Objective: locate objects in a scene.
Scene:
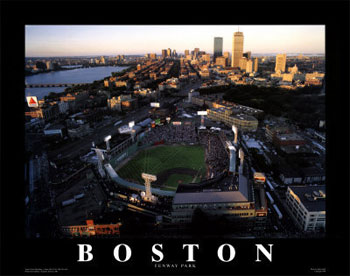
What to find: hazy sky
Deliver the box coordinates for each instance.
[25,25,325,57]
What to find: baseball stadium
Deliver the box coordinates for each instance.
[106,120,230,197]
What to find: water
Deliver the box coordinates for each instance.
[61,65,83,69]
[25,66,128,100]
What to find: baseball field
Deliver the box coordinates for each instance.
[116,145,206,191]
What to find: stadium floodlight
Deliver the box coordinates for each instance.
[104,135,112,151]
[150,102,160,108]
[228,146,236,151]
[232,125,238,144]
[197,111,208,116]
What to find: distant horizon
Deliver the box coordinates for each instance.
[26,53,326,59]
[25,25,325,57]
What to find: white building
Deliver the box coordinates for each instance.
[285,185,326,232]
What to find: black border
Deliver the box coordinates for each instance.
[1,1,349,275]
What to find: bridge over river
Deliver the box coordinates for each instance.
[25,83,89,88]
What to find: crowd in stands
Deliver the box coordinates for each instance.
[198,130,229,178]
[142,123,197,145]
[140,124,229,179]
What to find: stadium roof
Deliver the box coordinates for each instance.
[173,189,249,205]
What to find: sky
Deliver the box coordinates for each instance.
[25,25,325,57]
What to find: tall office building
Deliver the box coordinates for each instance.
[246,59,253,73]
[223,52,230,66]
[232,31,244,67]
[173,49,177,57]
[275,54,287,72]
[213,37,223,60]
[184,49,189,56]
[46,61,52,70]
[254,57,259,72]
[167,48,172,57]
[194,48,200,58]
[215,56,227,67]
[239,57,247,71]
[150,53,157,60]
[162,49,167,58]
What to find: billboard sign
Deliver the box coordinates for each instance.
[197,111,207,116]
[26,96,38,108]
[172,121,182,126]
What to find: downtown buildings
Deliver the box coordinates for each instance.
[275,53,287,72]
[213,37,223,61]
[232,31,244,67]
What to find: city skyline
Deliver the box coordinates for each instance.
[25,25,325,57]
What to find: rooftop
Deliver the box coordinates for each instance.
[173,190,249,205]
[276,133,304,141]
[288,185,326,212]
[173,174,250,204]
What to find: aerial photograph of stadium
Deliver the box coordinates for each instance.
[24,25,326,239]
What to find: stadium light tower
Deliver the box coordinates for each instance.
[141,173,157,202]
[232,125,238,145]
[128,121,136,142]
[104,135,112,151]
[239,148,244,175]
[228,145,237,175]
[239,148,244,166]
[91,147,107,178]
[197,111,208,128]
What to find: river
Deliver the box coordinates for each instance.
[25,66,128,100]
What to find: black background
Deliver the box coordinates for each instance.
[0,0,349,275]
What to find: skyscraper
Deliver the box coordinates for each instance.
[275,54,287,72]
[213,37,223,61]
[254,57,259,72]
[184,49,189,56]
[46,61,52,70]
[150,53,157,60]
[246,59,253,73]
[167,48,172,57]
[193,48,200,58]
[232,31,244,67]
[239,57,247,70]
[162,49,167,58]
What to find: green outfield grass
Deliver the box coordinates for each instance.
[162,174,194,191]
[116,145,206,190]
